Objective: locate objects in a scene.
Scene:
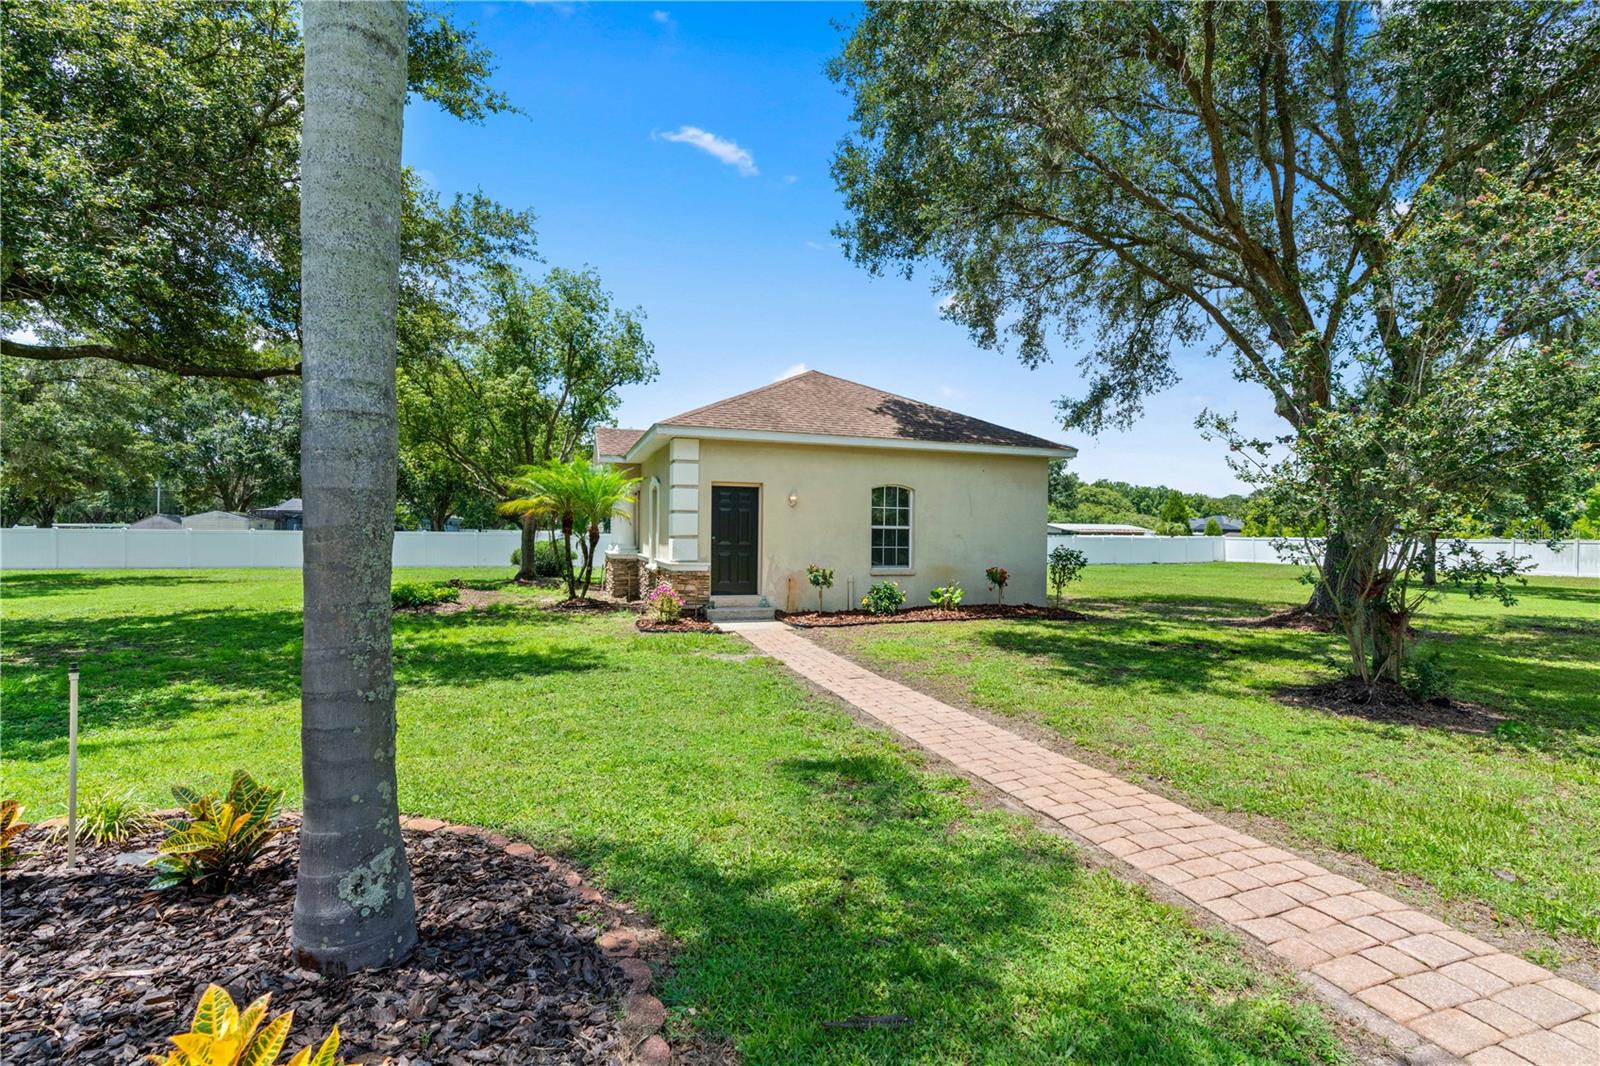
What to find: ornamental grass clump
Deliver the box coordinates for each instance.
[805,565,834,612]
[148,983,343,1066]
[861,580,906,615]
[50,788,153,846]
[645,581,682,623]
[148,771,285,893]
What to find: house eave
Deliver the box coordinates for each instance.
[618,423,1076,464]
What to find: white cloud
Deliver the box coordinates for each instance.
[937,293,959,314]
[803,239,825,251]
[774,363,808,381]
[656,126,758,177]
[651,9,674,27]
[782,174,799,184]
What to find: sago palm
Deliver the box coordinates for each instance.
[570,462,639,598]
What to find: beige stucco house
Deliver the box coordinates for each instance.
[597,371,1075,616]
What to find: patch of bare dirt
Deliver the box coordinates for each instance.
[778,603,1089,628]
[1276,676,1508,734]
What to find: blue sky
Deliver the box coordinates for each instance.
[404,2,1279,494]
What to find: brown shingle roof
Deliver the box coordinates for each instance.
[655,371,1071,452]
[595,427,645,458]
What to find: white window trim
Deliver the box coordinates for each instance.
[870,485,914,572]
[646,478,661,559]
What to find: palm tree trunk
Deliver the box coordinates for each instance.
[560,513,576,598]
[293,0,416,975]
[517,512,537,581]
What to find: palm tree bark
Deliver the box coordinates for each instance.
[517,512,537,581]
[293,0,416,975]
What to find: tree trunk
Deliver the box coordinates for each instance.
[560,512,576,599]
[516,513,537,581]
[293,0,416,976]
[581,523,601,597]
[429,498,452,534]
[1421,533,1437,587]
[1308,530,1350,615]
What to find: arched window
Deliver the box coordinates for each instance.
[870,486,912,569]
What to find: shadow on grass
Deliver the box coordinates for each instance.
[2,605,608,759]
[975,618,1332,696]
[0,570,220,599]
[555,751,1334,1064]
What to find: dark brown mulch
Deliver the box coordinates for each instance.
[778,603,1088,628]
[1277,676,1507,734]
[1215,605,1335,632]
[1,824,630,1065]
[547,597,628,613]
[635,617,719,633]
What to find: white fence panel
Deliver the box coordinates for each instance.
[0,526,614,571]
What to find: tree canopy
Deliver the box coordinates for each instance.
[1,0,530,379]
[831,2,1600,434]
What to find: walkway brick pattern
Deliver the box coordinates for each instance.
[725,622,1600,1065]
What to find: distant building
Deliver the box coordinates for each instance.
[250,497,303,530]
[129,514,182,530]
[1048,522,1156,537]
[182,510,261,531]
[1190,514,1244,535]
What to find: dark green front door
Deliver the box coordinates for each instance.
[711,485,759,596]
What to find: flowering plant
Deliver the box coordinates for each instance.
[645,580,682,623]
[985,566,1010,605]
[804,564,834,611]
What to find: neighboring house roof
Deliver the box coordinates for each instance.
[595,427,646,460]
[1190,514,1243,533]
[251,497,303,516]
[130,514,182,529]
[605,371,1075,462]
[1048,522,1155,536]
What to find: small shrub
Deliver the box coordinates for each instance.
[51,788,153,846]
[148,771,285,893]
[391,581,460,610]
[645,580,682,623]
[928,583,964,609]
[1048,545,1088,604]
[0,800,29,870]
[148,983,343,1066]
[1403,646,1454,703]
[510,540,565,577]
[1203,517,1224,536]
[985,566,1010,605]
[861,580,906,615]
[805,565,835,612]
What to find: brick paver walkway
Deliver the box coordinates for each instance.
[724,621,1600,1065]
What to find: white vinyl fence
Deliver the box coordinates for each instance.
[1045,534,1600,579]
[1,526,1594,578]
[0,527,614,571]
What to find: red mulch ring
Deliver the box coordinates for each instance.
[1277,676,1507,734]
[635,616,719,633]
[1,823,641,1064]
[778,603,1088,628]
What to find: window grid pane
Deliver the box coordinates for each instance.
[870,486,912,569]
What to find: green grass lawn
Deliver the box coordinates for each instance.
[1,568,1344,1066]
[811,563,1600,956]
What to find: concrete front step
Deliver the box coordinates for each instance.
[706,605,777,622]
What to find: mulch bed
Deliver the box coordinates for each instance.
[1214,605,1335,632]
[1,819,668,1065]
[778,603,1088,628]
[635,617,719,633]
[547,597,629,614]
[1277,676,1507,734]
[398,587,521,616]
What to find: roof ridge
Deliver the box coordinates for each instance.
[659,369,826,425]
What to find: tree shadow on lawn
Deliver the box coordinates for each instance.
[975,619,1334,696]
[0,570,220,599]
[560,752,1332,1065]
[2,606,606,758]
